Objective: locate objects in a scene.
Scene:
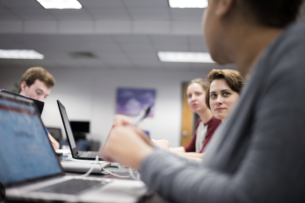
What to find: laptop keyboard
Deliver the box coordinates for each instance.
[36,179,108,195]
[78,152,99,158]
[88,152,100,158]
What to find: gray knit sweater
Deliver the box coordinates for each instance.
[140,21,305,203]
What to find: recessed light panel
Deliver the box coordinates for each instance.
[169,0,208,8]
[37,0,82,9]
[158,52,215,63]
[0,50,44,59]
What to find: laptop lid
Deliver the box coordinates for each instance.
[0,90,44,116]
[0,92,64,187]
[57,100,79,157]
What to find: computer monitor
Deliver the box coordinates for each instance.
[70,121,90,133]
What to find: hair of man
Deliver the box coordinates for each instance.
[19,67,55,93]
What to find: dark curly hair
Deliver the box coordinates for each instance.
[242,0,304,27]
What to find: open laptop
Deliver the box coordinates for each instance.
[57,100,103,160]
[0,92,147,203]
[0,89,44,115]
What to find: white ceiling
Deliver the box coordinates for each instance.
[9,0,305,70]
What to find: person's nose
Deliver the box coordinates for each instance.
[190,95,197,102]
[215,96,223,105]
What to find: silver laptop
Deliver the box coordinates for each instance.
[0,92,147,203]
[57,100,103,160]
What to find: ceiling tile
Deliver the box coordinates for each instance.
[113,35,150,44]
[11,34,88,52]
[0,59,52,67]
[100,53,133,66]
[48,9,93,20]
[86,8,130,20]
[0,8,21,20]
[0,35,24,49]
[55,59,82,66]
[94,20,132,34]
[171,8,204,20]
[154,44,189,52]
[58,21,94,34]
[188,36,205,45]
[162,62,192,70]
[79,0,124,8]
[84,44,122,53]
[123,0,168,8]
[0,0,41,8]
[132,21,171,35]
[151,35,188,45]
[23,21,57,34]
[128,53,160,64]
[10,8,56,20]
[79,35,114,44]
[120,43,155,53]
[129,8,170,21]
[0,21,22,33]
[40,50,71,60]
[172,21,202,35]
[75,59,106,66]
[190,63,218,70]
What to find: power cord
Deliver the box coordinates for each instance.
[101,168,131,178]
[81,156,99,177]
[80,155,139,179]
[128,168,140,180]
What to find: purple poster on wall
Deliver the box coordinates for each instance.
[115,88,156,117]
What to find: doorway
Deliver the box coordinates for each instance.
[180,82,198,147]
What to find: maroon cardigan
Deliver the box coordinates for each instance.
[184,117,221,153]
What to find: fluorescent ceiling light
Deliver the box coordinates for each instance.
[158,52,215,63]
[169,0,208,8]
[0,50,44,59]
[37,0,82,9]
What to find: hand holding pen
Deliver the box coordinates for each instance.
[101,105,154,169]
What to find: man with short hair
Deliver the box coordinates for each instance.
[19,67,59,150]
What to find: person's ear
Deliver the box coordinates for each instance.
[20,81,28,93]
[215,0,235,17]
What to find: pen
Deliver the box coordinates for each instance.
[133,104,152,126]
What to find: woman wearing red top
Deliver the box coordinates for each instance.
[182,70,245,157]
[153,78,221,160]
[155,70,245,159]
[174,79,221,154]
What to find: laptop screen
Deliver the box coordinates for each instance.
[0,94,62,186]
[0,89,44,116]
[57,101,77,152]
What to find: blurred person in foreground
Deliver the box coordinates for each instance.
[19,67,59,150]
[102,0,305,202]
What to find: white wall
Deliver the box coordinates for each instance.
[0,67,212,147]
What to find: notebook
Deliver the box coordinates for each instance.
[57,100,103,160]
[0,92,147,203]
